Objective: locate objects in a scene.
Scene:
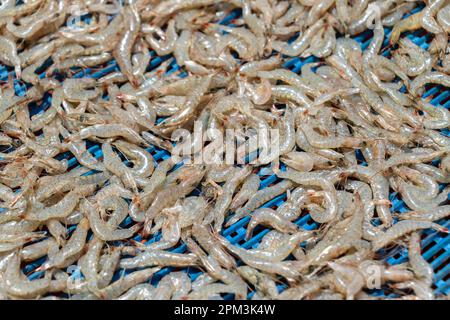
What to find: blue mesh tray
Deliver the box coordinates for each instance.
[1,4,449,299]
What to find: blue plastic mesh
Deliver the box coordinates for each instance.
[1,4,449,298]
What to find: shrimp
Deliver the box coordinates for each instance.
[272,19,324,56]
[436,3,450,32]
[245,208,299,240]
[81,199,139,241]
[214,234,300,280]
[277,168,342,223]
[399,205,450,222]
[390,11,424,44]
[96,267,161,300]
[113,140,154,178]
[421,0,447,34]
[113,4,141,87]
[372,220,448,251]
[144,20,177,56]
[192,224,236,270]
[392,38,433,77]
[119,250,198,269]
[207,166,252,231]
[408,232,434,285]
[409,71,450,96]
[143,166,204,235]
[71,124,145,145]
[3,253,51,299]
[226,180,293,227]
[230,174,260,211]
[0,36,21,77]
[26,185,95,222]
[42,218,90,270]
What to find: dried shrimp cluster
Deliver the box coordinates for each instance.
[0,0,449,300]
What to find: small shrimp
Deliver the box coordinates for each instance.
[82,199,139,241]
[42,218,90,270]
[144,20,177,56]
[152,272,191,300]
[119,250,198,269]
[409,71,450,96]
[3,253,51,299]
[272,19,324,56]
[96,267,161,300]
[102,142,138,193]
[192,224,236,270]
[226,180,293,227]
[408,232,434,285]
[245,208,299,240]
[238,55,282,77]
[113,4,141,87]
[214,234,300,280]
[392,280,434,300]
[113,140,154,178]
[277,168,341,223]
[21,238,58,263]
[399,205,450,222]
[0,36,21,77]
[421,0,447,34]
[62,78,100,102]
[26,185,95,222]
[437,3,450,32]
[230,174,260,211]
[207,166,252,231]
[143,166,204,234]
[237,266,279,299]
[372,220,448,251]
[72,123,145,145]
[390,11,423,45]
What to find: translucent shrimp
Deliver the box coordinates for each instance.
[96,267,161,300]
[26,185,95,222]
[192,224,236,270]
[119,250,198,269]
[42,218,90,270]
[245,208,299,240]
[81,199,139,241]
[227,180,293,227]
[392,38,433,77]
[237,266,278,299]
[144,20,177,56]
[409,71,450,96]
[21,238,58,263]
[397,179,449,211]
[272,19,324,56]
[390,11,423,44]
[238,55,282,77]
[277,168,341,223]
[436,3,450,32]
[229,174,260,211]
[113,140,154,178]
[71,123,145,145]
[408,232,434,286]
[372,220,448,251]
[143,166,204,235]
[421,0,447,34]
[113,4,140,87]
[79,237,104,293]
[3,252,51,299]
[0,36,21,77]
[207,166,252,231]
[152,272,191,300]
[214,234,300,280]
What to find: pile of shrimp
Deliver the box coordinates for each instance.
[0,0,449,300]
